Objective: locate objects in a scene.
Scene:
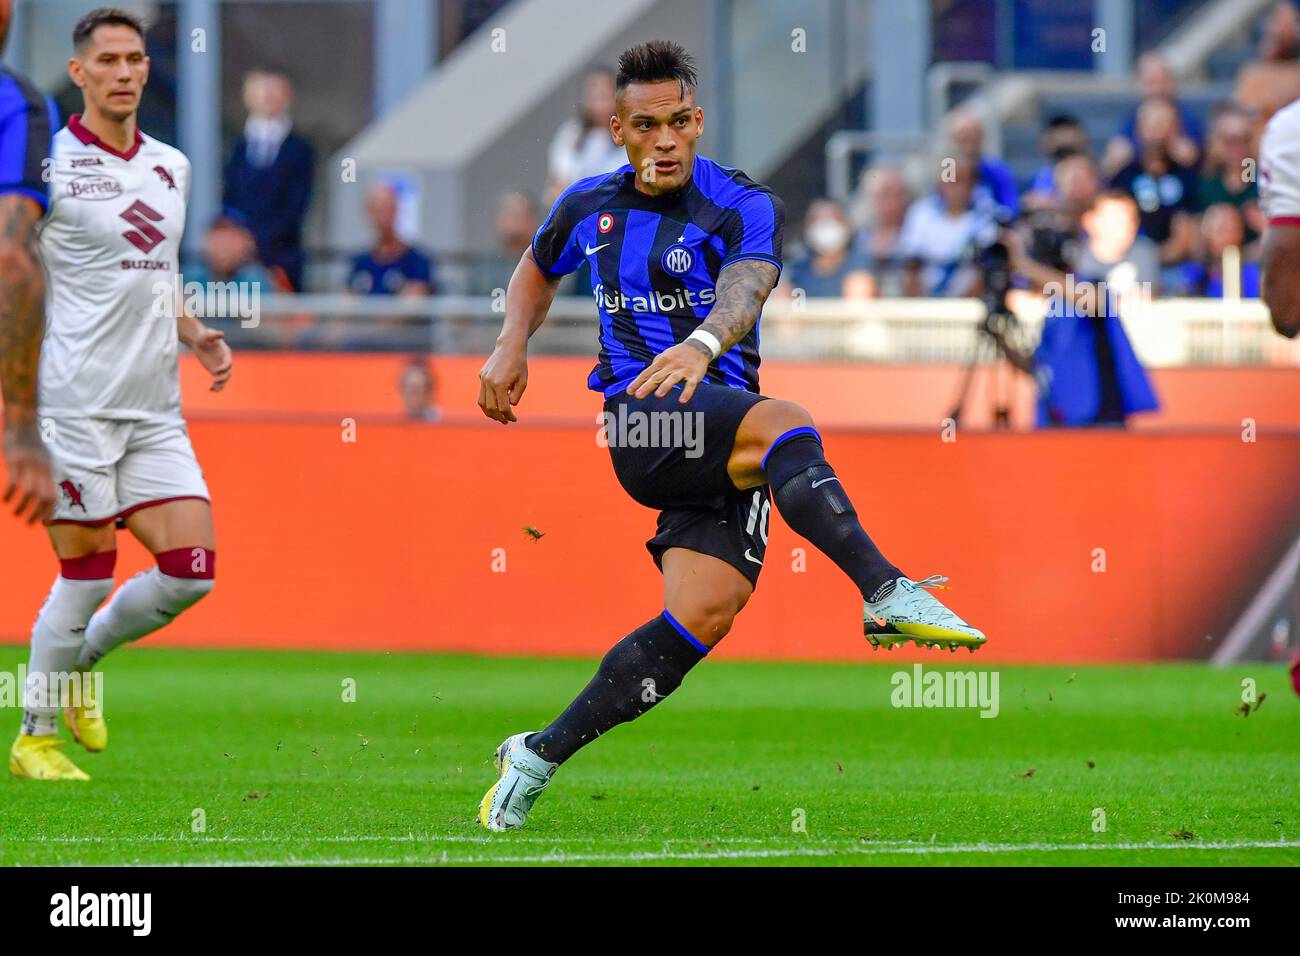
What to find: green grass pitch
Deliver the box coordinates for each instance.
[0,645,1296,866]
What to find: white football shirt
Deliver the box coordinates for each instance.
[37,114,191,420]
[1259,98,1300,225]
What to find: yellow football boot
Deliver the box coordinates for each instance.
[9,735,91,781]
[63,673,107,752]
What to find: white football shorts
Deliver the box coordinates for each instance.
[44,417,210,525]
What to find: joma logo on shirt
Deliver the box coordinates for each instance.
[66,174,123,200]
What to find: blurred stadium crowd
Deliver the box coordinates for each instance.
[200,4,1300,316]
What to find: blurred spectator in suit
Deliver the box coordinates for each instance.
[1109,98,1201,267]
[398,357,442,423]
[852,166,911,297]
[1102,52,1202,177]
[949,109,1019,217]
[223,71,314,290]
[1199,103,1264,245]
[1236,1,1300,141]
[546,67,624,199]
[1178,203,1261,298]
[898,157,1002,297]
[777,199,872,299]
[469,191,539,296]
[1023,114,1090,208]
[348,183,435,296]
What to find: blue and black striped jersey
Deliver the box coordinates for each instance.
[532,155,784,396]
[0,66,58,211]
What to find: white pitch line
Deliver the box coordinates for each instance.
[55,839,1300,867]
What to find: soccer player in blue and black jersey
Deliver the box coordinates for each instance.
[477,41,987,831]
[0,0,58,525]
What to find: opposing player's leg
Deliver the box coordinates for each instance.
[11,418,123,780]
[729,399,985,651]
[11,521,115,781]
[77,498,216,674]
[480,547,749,831]
[1291,566,1300,698]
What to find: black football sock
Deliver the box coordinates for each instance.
[525,612,707,765]
[763,428,902,602]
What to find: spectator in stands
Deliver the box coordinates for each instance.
[778,199,873,299]
[398,357,443,423]
[1179,203,1261,298]
[852,166,911,297]
[186,213,285,346]
[1109,98,1201,268]
[189,213,274,290]
[897,157,1001,297]
[1236,1,1300,137]
[546,66,625,200]
[1076,189,1162,305]
[469,191,539,296]
[949,109,1019,217]
[1023,114,1090,208]
[1198,103,1264,245]
[1006,153,1102,291]
[991,191,1162,429]
[348,183,435,296]
[1101,52,1202,178]
[223,71,314,291]
[987,281,1159,429]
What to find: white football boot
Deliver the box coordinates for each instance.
[478,732,558,832]
[863,574,987,652]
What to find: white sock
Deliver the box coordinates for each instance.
[23,576,114,736]
[79,569,214,668]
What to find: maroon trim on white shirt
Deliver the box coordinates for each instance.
[1268,216,1300,227]
[67,113,144,161]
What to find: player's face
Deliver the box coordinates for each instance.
[612,81,703,196]
[0,0,11,52]
[69,26,150,123]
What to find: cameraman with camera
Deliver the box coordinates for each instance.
[979,156,1160,429]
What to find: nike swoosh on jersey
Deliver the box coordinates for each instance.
[810,476,840,488]
[585,242,610,255]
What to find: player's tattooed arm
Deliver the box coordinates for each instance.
[690,259,780,356]
[629,260,780,404]
[0,193,56,523]
[478,247,560,424]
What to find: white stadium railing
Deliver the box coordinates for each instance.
[213,293,1300,366]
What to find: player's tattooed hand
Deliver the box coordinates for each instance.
[628,341,711,403]
[696,259,779,353]
[2,421,55,525]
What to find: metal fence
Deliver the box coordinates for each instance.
[204,292,1300,366]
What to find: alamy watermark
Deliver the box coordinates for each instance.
[151,274,261,327]
[890,664,999,718]
[1,667,104,717]
[596,406,705,458]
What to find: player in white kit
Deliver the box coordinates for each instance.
[1258,94,1300,700]
[10,8,233,781]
